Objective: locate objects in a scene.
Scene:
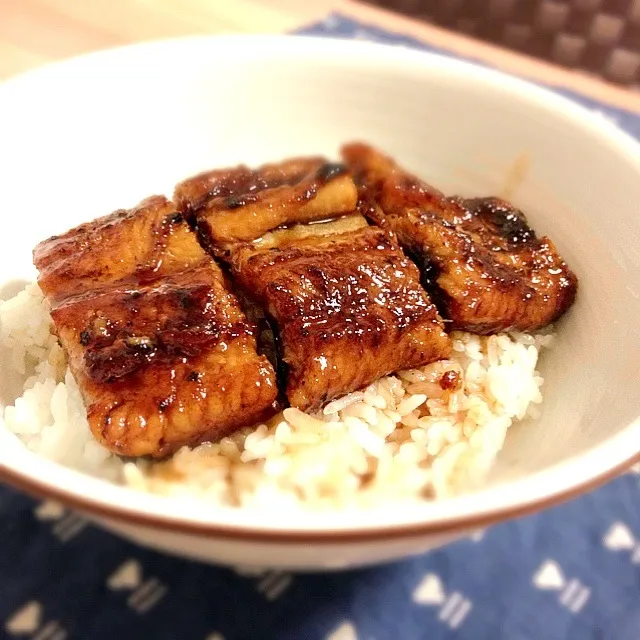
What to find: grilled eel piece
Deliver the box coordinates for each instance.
[342,143,578,334]
[35,196,201,304]
[176,157,451,411]
[33,196,278,458]
[231,216,450,411]
[174,157,359,253]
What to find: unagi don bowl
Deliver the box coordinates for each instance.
[0,36,639,569]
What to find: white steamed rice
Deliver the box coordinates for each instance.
[0,283,552,509]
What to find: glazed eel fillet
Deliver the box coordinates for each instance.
[175,158,451,412]
[174,157,358,253]
[33,196,278,457]
[342,143,578,334]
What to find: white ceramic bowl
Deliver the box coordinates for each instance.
[1,35,639,570]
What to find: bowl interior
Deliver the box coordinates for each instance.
[0,36,639,532]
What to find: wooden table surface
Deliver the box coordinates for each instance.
[2,0,640,114]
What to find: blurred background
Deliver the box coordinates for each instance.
[363,0,640,88]
[1,0,639,90]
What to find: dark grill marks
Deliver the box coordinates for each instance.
[342,142,578,334]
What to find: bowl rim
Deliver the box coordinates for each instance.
[2,33,640,543]
[1,443,638,542]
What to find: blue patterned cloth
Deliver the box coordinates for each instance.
[2,14,640,640]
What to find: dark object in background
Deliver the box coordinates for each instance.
[362,0,640,88]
